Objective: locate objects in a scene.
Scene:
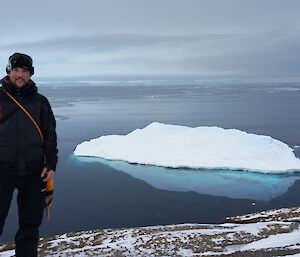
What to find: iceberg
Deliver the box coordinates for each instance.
[75,156,300,200]
[74,122,300,173]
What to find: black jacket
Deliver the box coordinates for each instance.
[0,76,58,176]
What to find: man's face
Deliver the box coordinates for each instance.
[8,67,32,88]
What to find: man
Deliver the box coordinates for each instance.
[0,53,58,256]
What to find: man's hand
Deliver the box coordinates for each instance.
[41,167,55,182]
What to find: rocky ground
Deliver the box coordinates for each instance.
[0,207,299,256]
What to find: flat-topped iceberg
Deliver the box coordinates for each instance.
[74,122,300,173]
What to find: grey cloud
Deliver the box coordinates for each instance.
[1,0,300,79]
[81,30,300,79]
[0,33,238,54]
[1,28,300,80]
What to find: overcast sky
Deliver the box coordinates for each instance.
[1,0,300,81]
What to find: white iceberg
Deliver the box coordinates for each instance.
[75,157,300,200]
[74,122,300,173]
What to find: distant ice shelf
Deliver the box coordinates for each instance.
[74,122,300,173]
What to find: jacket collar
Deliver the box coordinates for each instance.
[1,75,37,96]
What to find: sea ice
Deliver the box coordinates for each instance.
[75,157,300,200]
[74,122,300,173]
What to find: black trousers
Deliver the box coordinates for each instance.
[0,173,46,257]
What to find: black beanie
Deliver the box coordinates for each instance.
[6,53,34,75]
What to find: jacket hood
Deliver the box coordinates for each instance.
[1,75,37,96]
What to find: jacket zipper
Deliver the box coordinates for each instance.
[16,92,23,176]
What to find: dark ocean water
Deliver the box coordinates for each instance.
[1,81,300,242]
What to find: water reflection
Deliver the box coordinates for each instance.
[75,156,300,201]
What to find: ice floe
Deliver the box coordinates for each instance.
[76,157,300,200]
[74,122,300,173]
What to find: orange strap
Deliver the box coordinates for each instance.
[2,88,44,143]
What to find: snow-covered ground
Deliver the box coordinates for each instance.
[0,207,299,256]
[74,122,300,173]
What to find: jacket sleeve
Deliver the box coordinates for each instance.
[41,97,58,171]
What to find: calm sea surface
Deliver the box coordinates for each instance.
[2,81,300,242]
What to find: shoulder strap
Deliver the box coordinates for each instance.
[2,88,44,143]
